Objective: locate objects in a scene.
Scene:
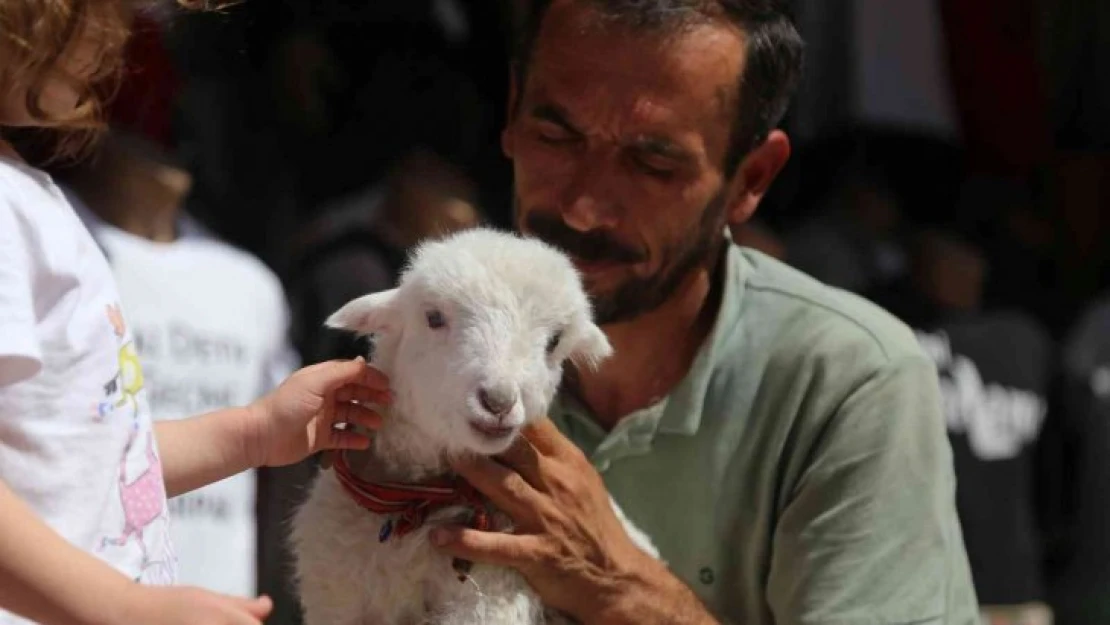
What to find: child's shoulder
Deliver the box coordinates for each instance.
[0,156,63,213]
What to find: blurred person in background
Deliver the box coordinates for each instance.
[729,218,787,261]
[1041,292,1110,625]
[290,147,482,366]
[785,158,908,294]
[58,14,301,610]
[869,228,1053,625]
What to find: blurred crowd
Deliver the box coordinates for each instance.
[20,0,1110,623]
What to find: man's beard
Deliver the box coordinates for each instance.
[516,194,728,325]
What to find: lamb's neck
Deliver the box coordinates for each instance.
[344,410,451,483]
[347,342,451,481]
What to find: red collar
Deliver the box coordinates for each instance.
[333,451,490,542]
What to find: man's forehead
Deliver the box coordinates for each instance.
[527,2,743,128]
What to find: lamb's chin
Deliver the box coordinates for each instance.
[459,431,519,457]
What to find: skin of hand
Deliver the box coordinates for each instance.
[428,419,717,625]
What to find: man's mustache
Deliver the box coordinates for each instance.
[524,213,646,264]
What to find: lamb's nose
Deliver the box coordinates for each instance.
[478,386,518,418]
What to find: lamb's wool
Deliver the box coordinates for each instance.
[290,228,657,625]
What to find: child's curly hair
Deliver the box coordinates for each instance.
[0,1,220,160]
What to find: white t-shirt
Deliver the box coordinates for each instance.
[72,198,299,597]
[0,157,177,624]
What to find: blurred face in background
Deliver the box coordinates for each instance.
[914,230,988,312]
[506,2,746,325]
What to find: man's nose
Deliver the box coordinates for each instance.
[559,157,619,232]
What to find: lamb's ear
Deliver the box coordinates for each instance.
[325,289,400,336]
[570,321,613,370]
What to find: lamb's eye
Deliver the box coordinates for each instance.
[426,309,447,329]
[546,330,563,354]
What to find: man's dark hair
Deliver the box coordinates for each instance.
[511,0,804,173]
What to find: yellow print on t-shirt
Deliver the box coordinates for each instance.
[96,303,145,421]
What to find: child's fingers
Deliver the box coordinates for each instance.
[334,384,392,405]
[358,362,391,389]
[306,357,391,394]
[343,357,391,389]
[233,594,273,620]
[328,429,372,452]
[334,401,384,430]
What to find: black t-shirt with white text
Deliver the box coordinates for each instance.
[872,287,1052,605]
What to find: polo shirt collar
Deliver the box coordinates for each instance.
[554,242,748,445]
[656,243,747,435]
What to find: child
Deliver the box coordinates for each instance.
[0,2,389,624]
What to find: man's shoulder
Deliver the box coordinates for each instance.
[731,247,927,372]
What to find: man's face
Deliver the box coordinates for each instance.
[507,2,746,324]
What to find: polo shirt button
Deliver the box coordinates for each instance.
[699,567,715,585]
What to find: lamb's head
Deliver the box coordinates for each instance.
[326,228,612,456]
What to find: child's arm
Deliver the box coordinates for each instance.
[0,478,136,624]
[155,406,256,498]
[0,478,271,625]
[155,358,389,498]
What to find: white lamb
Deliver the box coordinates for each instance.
[290,227,658,625]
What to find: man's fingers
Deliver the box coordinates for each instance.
[429,525,542,570]
[494,435,544,485]
[520,418,573,457]
[451,454,542,520]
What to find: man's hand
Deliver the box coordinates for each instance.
[429,419,716,625]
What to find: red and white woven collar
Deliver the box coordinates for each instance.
[332,450,491,542]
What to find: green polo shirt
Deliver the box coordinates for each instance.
[551,244,979,624]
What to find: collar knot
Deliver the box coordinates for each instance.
[333,452,490,541]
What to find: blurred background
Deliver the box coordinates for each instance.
[19,0,1110,623]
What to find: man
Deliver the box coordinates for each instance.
[429,1,979,623]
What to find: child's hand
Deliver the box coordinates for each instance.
[246,357,391,468]
[121,586,273,624]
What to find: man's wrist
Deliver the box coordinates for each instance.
[586,558,719,625]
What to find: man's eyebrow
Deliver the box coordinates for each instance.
[630,135,696,164]
[531,104,579,133]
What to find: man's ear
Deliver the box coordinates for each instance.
[723,130,791,226]
[569,321,613,370]
[325,289,400,336]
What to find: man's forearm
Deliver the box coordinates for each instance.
[589,560,721,625]
[155,406,257,498]
[0,479,136,625]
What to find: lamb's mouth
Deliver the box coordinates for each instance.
[468,420,517,441]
